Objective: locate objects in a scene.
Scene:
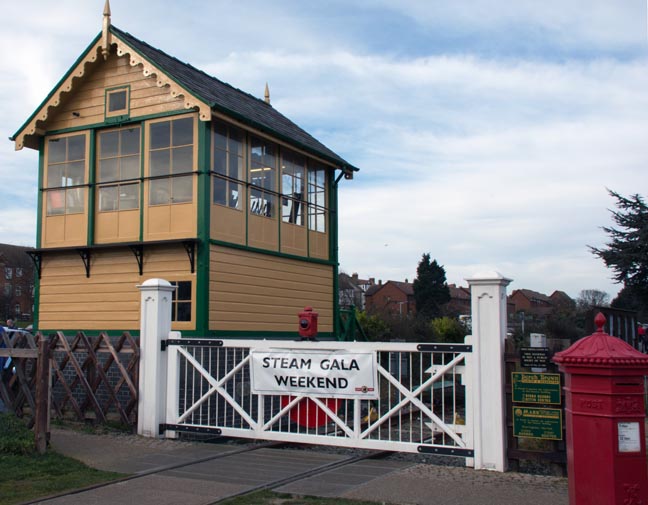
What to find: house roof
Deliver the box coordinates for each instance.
[0,244,33,268]
[510,289,553,305]
[448,284,470,301]
[12,24,358,173]
[366,281,414,297]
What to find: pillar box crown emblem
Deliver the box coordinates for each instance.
[553,312,648,369]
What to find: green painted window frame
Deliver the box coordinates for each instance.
[104,85,131,123]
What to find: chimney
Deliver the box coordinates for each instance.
[369,277,375,285]
[352,273,359,281]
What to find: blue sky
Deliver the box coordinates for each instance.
[1,1,647,300]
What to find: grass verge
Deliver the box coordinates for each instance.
[0,414,123,505]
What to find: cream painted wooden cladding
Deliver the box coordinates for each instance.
[209,245,334,333]
[46,53,186,133]
[38,246,196,331]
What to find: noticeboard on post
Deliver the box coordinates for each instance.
[513,407,563,440]
[512,372,561,405]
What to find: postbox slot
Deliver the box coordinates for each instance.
[614,381,641,387]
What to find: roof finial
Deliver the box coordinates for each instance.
[264,82,271,105]
[101,0,112,60]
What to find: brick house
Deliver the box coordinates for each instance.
[508,289,555,318]
[0,244,35,323]
[365,281,414,316]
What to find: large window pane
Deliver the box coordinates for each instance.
[171,146,193,174]
[46,190,65,215]
[99,158,119,183]
[119,183,139,210]
[66,188,84,214]
[150,179,170,205]
[121,155,140,180]
[172,118,193,146]
[121,128,140,155]
[67,162,85,186]
[150,121,170,150]
[48,139,66,164]
[172,176,193,203]
[47,165,64,188]
[67,135,86,161]
[99,186,118,212]
[100,131,119,158]
[150,150,170,177]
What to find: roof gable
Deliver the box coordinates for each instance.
[12,23,357,172]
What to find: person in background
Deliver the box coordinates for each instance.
[0,326,6,372]
[5,319,17,330]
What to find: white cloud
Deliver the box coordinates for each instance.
[1,0,645,302]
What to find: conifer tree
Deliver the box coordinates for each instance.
[591,190,648,307]
[413,253,451,319]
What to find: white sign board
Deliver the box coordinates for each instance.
[250,350,378,399]
[618,421,641,453]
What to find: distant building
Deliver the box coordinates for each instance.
[338,272,375,310]
[365,281,414,316]
[445,284,472,316]
[508,288,574,318]
[0,244,35,322]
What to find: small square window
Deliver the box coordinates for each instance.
[105,87,130,120]
[108,90,127,112]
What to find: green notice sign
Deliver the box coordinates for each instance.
[513,407,563,440]
[512,372,561,405]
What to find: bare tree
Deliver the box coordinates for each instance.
[576,289,610,311]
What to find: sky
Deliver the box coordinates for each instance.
[1,0,647,300]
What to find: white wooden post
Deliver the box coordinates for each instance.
[137,278,175,438]
[466,271,512,472]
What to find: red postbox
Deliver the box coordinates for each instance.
[298,306,318,339]
[553,313,648,505]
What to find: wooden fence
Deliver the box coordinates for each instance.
[0,331,139,432]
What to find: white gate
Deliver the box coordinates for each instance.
[161,338,474,460]
[137,274,511,471]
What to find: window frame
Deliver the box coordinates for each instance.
[307,160,328,233]
[43,132,89,216]
[249,135,277,219]
[145,114,197,207]
[96,125,142,213]
[104,85,131,123]
[211,119,245,210]
[281,149,306,226]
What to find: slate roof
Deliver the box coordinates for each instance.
[111,26,357,171]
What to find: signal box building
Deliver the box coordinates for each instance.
[12,4,357,338]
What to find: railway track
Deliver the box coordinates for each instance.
[29,440,392,505]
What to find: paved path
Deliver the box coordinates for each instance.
[38,427,568,505]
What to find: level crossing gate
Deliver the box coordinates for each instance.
[161,337,474,459]
[137,274,511,471]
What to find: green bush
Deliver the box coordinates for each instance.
[0,413,34,455]
[430,317,468,343]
